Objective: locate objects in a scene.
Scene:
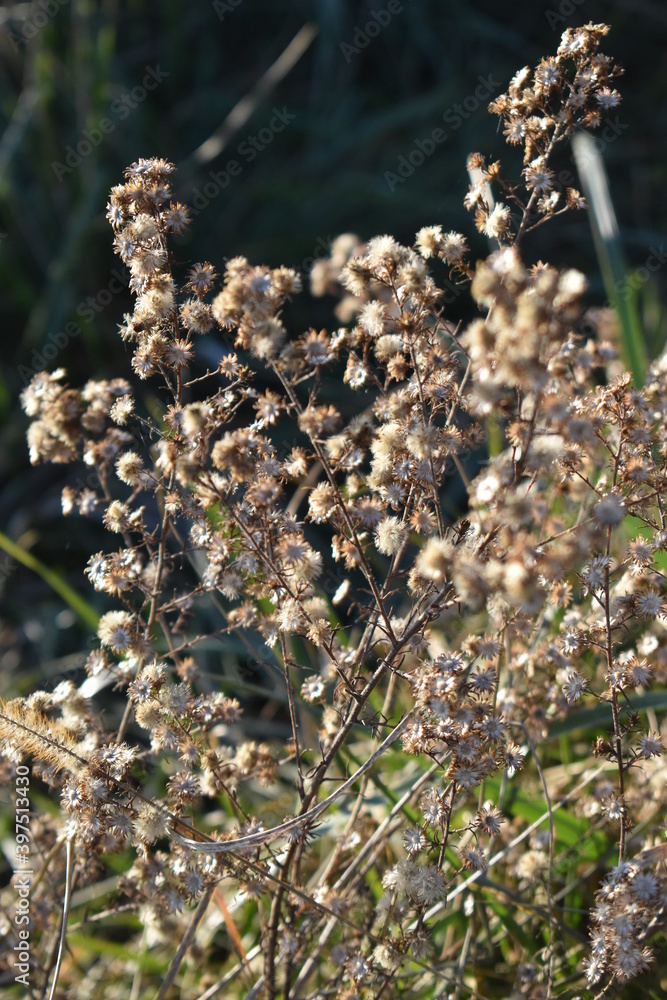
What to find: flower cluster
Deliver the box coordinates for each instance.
[584,859,667,986]
[468,21,622,244]
[3,24,666,1000]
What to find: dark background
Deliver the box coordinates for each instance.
[1,0,666,689]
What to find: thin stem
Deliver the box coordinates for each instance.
[271,365,397,643]
[153,886,214,1000]
[279,631,305,800]
[603,524,628,862]
[46,838,74,1000]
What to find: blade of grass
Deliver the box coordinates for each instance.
[213,886,248,964]
[66,931,167,973]
[547,689,667,739]
[0,529,100,630]
[572,131,647,387]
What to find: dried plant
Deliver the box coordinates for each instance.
[2,23,665,1000]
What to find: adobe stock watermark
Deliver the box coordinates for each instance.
[517,115,628,224]
[0,553,15,590]
[613,245,667,301]
[4,0,69,53]
[51,66,170,182]
[190,107,296,216]
[575,243,667,351]
[299,231,466,303]
[340,0,413,64]
[572,116,628,164]
[213,0,243,20]
[13,765,32,989]
[384,75,500,192]
[545,0,587,30]
[300,235,336,275]
[18,268,128,385]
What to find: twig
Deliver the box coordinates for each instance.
[153,886,214,1000]
[171,712,413,853]
[46,838,74,1000]
[183,24,318,169]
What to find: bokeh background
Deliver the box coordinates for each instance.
[1,0,666,697]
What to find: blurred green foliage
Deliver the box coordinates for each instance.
[1,0,666,681]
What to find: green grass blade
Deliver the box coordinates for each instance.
[548,689,667,739]
[572,131,647,387]
[0,529,99,630]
